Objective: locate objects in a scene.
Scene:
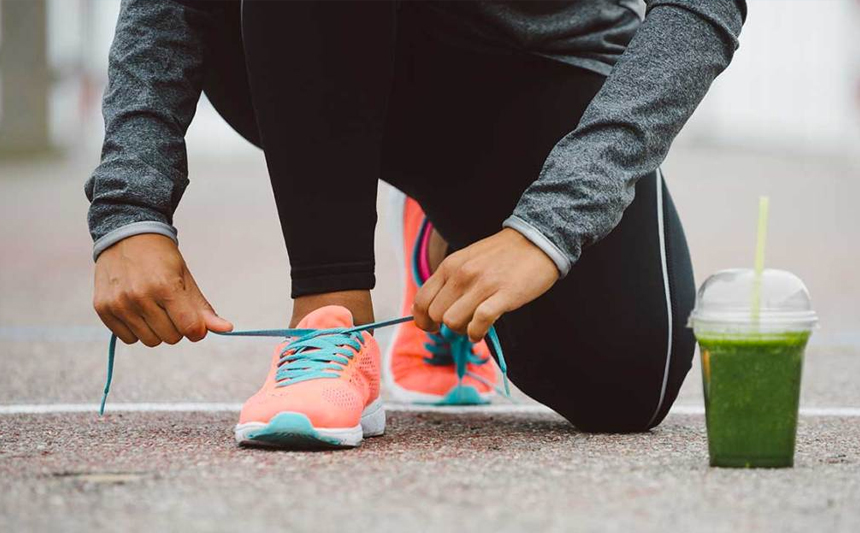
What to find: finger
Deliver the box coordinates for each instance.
[467,292,509,342]
[427,277,469,329]
[413,268,446,332]
[162,301,206,342]
[441,287,492,335]
[138,299,183,345]
[95,307,138,345]
[115,309,162,347]
[426,257,485,326]
[159,287,208,342]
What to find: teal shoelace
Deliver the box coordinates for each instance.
[99,315,509,415]
[424,325,501,392]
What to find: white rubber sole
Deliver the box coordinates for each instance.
[382,188,494,406]
[233,397,385,449]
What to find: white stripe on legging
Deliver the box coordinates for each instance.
[646,168,673,427]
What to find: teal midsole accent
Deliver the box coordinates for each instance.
[241,412,346,448]
[417,385,490,406]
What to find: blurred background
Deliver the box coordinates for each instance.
[1,0,859,360]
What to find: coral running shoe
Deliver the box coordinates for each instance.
[383,192,499,405]
[235,305,384,449]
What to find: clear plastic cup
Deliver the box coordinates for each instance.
[688,269,818,468]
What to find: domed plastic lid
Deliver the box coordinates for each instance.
[688,268,817,333]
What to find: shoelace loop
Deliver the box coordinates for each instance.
[424,325,489,377]
[99,316,509,415]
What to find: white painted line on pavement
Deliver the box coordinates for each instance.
[0,403,242,414]
[1,402,859,417]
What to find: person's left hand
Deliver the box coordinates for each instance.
[412,228,560,342]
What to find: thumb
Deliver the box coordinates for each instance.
[184,269,234,333]
[202,307,233,333]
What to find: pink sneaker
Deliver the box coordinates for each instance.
[383,193,499,405]
[235,305,384,449]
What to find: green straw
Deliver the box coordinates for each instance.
[751,196,770,322]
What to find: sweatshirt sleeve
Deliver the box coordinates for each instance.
[84,0,213,260]
[504,0,746,277]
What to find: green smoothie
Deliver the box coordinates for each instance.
[697,331,810,468]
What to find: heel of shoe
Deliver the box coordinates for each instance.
[360,398,386,437]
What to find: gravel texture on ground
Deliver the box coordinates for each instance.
[1,411,859,533]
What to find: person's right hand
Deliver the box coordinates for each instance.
[93,233,233,346]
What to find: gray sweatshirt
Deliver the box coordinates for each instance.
[86,0,746,277]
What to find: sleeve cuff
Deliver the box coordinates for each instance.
[92,221,178,261]
[502,215,572,278]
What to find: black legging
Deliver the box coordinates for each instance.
[200,1,696,432]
